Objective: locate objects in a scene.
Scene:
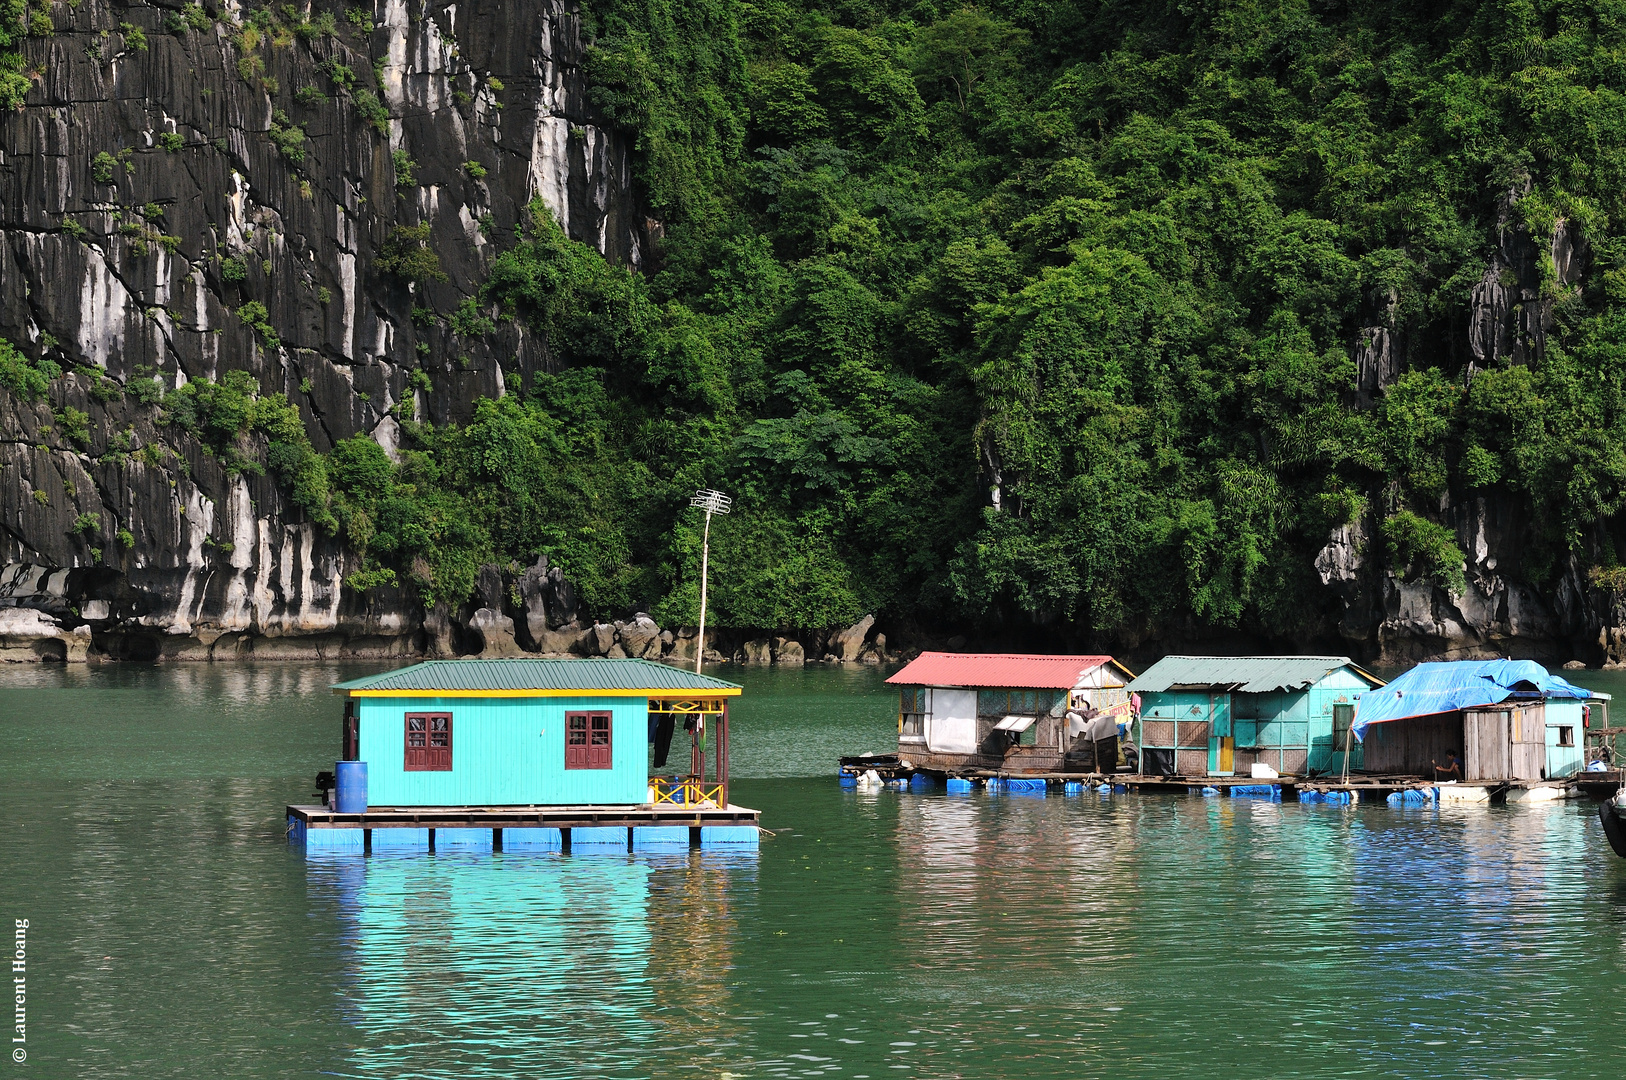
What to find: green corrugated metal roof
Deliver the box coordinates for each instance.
[332,658,742,694]
[1125,655,1382,694]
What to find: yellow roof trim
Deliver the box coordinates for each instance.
[1349,663,1386,688]
[345,686,743,699]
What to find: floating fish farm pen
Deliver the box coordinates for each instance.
[289,658,759,853]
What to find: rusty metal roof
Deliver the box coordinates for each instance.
[1126,655,1383,694]
[885,652,1134,690]
[333,658,741,695]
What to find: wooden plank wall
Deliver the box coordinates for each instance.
[1361,713,1461,775]
[1464,709,1509,780]
[1511,702,1546,780]
[1464,704,1546,779]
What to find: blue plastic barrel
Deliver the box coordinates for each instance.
[946,777,973,794]
[1063,781,1084,794]
[335,760,368,813]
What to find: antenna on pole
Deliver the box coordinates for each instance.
[689,489,732,675]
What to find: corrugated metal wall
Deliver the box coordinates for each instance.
[1135,668,1369,776]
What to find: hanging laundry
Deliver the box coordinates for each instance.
[653,715,676,768]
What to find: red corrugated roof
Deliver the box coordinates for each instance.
[885,652,1132,689]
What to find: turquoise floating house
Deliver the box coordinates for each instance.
[289,658,759,853]
[1127,656,1384,777]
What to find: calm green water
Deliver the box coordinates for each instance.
[5,662,1626,1079]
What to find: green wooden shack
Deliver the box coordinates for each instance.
[1127,656,1384,778]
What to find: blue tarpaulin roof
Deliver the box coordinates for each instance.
[1352,659,1592,740]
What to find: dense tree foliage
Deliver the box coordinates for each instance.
[209,0,1626,640]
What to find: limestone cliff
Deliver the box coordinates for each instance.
[0,0,649,658]
[1315,184,1619,668]
[0,1,1622,668]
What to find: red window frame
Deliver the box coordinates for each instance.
[404,712,453,771]
[565,711,613,769]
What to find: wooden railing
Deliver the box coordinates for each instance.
[650,776,724,807]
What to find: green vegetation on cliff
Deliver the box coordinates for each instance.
[347,0,1626,639]
[35,0,1626,643]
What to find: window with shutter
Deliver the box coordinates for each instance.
[566,711,612,769]
[404,713,452,771]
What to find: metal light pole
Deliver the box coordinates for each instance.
[689,488,731,674]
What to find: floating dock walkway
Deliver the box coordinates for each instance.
[288,802,761,852]
[840,755,1624,804]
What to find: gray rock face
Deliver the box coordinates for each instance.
[839,614,878,657]
[616,614,660,658]
[830,613,874,662]
[518,556,578,647]
[0,606,91,661]
[772,637,804,665]
[532,625,589,655]
[467,606,524,656]
[0,0,646,659]
[1310,493,1623,666]
[665,627,697,663]
[1466,181,1585,370]
[738,637,771,664]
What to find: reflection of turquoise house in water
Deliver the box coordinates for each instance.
[319,855,656,1076]
[312,849,759,1076]
[1128,656,1384,777]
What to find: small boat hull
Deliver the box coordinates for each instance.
[1599,797,1626,858]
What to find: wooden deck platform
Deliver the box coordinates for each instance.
[289,802,760,830]
[287,803,761,852]
[858,765,1620,802]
